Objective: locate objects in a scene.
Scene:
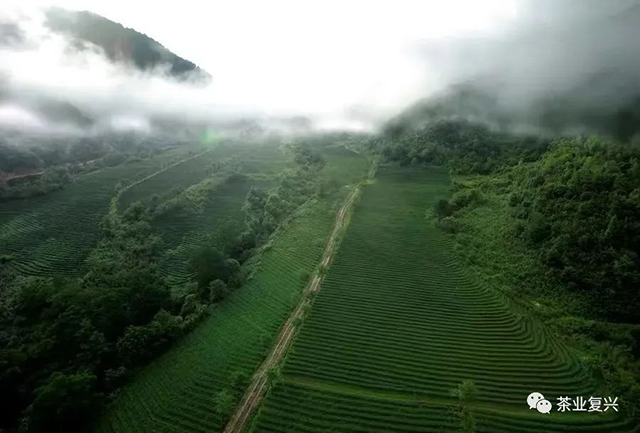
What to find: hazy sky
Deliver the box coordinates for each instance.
[5,0,519,119]
[3,1,638,135]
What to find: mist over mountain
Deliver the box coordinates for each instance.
[390,0,640,141]
[44,7,211,83]
[2,1,640,151]
[0,6,218,140]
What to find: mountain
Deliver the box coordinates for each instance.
[45,7,211,83]
[0,8,213,133]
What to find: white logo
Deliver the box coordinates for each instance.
[527,392,619,414]
[537,399,552,414]
[527,392,545,410]
[527,392,551,414]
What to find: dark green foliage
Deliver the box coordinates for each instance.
[22,372,99,433]
[190,246,227,289]
[214,389,236,417]
[508,138,640,322]
[224,259,242,287]
[0,167,71,202]
[382,120,548,174]
[433,133,640,419]
[450,187,483,209]
[45,8,210,82]
[398,123,639,323]
[435,199,454,218]
[207,279,229,303]
[179,294,200,317]
[0,139,360,431]
[434,188,484,227]
[452,380,478,433]
[292,143,325,168]
[233,144,325,260]
[189,245,241,293]
[117,310,182,368]
[243,186,274,245]
[0,202,185,432]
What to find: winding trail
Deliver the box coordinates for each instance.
[223,185,361,433]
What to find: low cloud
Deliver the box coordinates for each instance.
[409,0,640,136]
[1,2,639,142]
[0,7,287,138]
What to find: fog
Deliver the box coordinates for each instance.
[0,6,261,137]
[409,0,640,135]
[1,1,639,139]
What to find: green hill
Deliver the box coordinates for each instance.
[45,7,211,83]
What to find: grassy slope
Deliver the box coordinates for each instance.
[0,149,185,277]
[118,144,289,211]
[449,175,640,421]
[141,144,289,284]
[0,143,287,280]
[449,179,593,318]
[249,166,637,433]
[96,147,370,433]
[154,177,273,284]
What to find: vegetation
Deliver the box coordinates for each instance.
[431,136,640,420]
[95,145,367,432]
[0,202,179,432]
[0,148,182,278]
[95,205,332,433]
[378,119,549,174]
[231,143,327,260]
[0,138,366,432]
[250,166,637,432]
[45,7,210,82]
[452,380,478,433]
[507,138,640,322]
[3,99,639,433]
[0,168,70,201]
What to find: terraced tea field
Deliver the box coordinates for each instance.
[0,143,288,279]
[249,166,637,433]
[0,149,185,277]
[153,177,274,284]
[118,144,288,211]
[96,199,339,433]
[319,145,369,187]
[148,144,361,284]
[96,145,369,433]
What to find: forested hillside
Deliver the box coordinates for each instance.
[379,104,640,420]
[45,8,211,82]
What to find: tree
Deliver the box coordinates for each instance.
[116,310,182,367]
[23,372,98,433]
[190,246,226,289]
[180,294,199,316]
[224,259,242,287]
[434,199,454,219]
[208,279,229,303]
[451,380,477,433]
[214,389,236,418]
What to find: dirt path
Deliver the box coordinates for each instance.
[223,185,361,433]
